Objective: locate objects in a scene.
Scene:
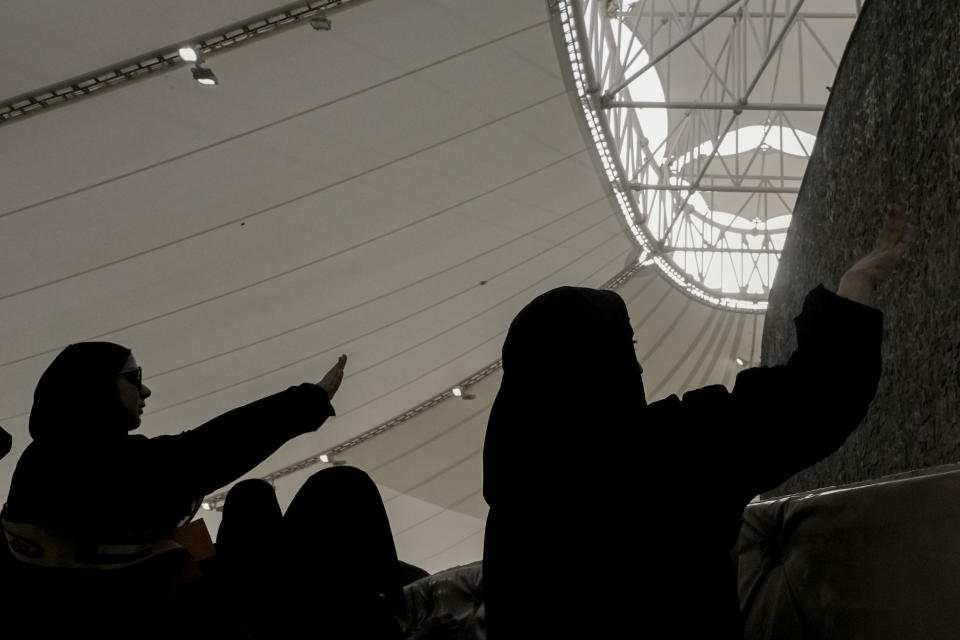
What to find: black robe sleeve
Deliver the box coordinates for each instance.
[734,285,883,495]
[123,383,334,527]
[648,285,883,503]
[4,385,334,534]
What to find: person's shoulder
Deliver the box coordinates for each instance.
[648,394,681,410]
[681,384,728,403]
[649,384,729,410]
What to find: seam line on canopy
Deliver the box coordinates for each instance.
[145,193,607,381]
[0,19,550,222]
[0,166,610,434]
[147,225,624,416]
[0,88,566,303]
[0,141,581,369]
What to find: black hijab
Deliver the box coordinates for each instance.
[482,286,648,637]
[217,478,283,561]
[282,466,405,637]
[483,286,645,507]
[29,342,132,440]
[284,467,400,591]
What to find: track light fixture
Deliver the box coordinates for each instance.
[191,64,218,86]
[319,453,347,465]
[310,14,332,30]
[178,46,199,62]
[451,386,476,400]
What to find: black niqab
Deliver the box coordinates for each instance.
[29,341,132,440]
[285,466,400,597]
[482,286,647,638]
[483,286,645,506]
[282,466,405,638]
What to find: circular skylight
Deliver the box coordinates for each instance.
[555,0,855,310]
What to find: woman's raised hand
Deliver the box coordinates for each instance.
[838,203,916,305]
[317,354,348,400]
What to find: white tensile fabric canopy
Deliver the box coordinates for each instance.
[0,0,850,573]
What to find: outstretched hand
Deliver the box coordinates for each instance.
[838,203,915,305]
[316,354,347,400]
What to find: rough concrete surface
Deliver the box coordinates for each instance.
[762,0,960,496]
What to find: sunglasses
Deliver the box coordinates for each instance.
[118,367,143,389]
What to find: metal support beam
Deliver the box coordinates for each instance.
[604,0,740,98]
[699,172,805,181]
[663,246,781,254]
[616,11,857,19]
[631,183,800,194]
[744,0,806,99]
[606,100,825,111]
[658,0,806,239]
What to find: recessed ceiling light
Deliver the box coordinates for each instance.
[735,357,746,366]
[201,502,211,511]
[319,454,330,463]
[310,15,332,30]
[178,46,199,62]
[191,65,218,86]
[452,386,463,397]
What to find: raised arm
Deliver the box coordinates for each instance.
[655,205,914,500]
[740,204,913,494]
[837,204,915,306]
[143,355,348,502]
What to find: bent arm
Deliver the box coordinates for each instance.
[142,383,334,506]
[730,285,883,496]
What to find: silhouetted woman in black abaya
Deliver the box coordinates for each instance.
[483,205,913,638]
[1,342,346,638]
[218,466,455,639]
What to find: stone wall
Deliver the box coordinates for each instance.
[761,0,960,496]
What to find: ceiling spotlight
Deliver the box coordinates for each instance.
[451,386,476,400]
[178,46,199,62]
[191,64,218,86]
[310,14,332,30]
[735,357,746,366]
[319,454,330,463]
[201,502,212,511]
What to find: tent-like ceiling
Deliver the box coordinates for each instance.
[0,0,850,573]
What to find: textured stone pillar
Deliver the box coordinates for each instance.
[761,0,960,496]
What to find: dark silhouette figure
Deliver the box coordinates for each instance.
[216,466,445,638]
[215,479,285,637]
[0,425,11,460]
[482,206,912,639]
[0,425,12,613]
[0,341,345,638]
[282,466,406,637]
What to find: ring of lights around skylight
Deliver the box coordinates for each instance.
[558,0,819,310]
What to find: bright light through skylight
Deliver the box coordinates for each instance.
[675,125,817,171]
[562,0,822,307]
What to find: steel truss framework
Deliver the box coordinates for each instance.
[552,0,860,309]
